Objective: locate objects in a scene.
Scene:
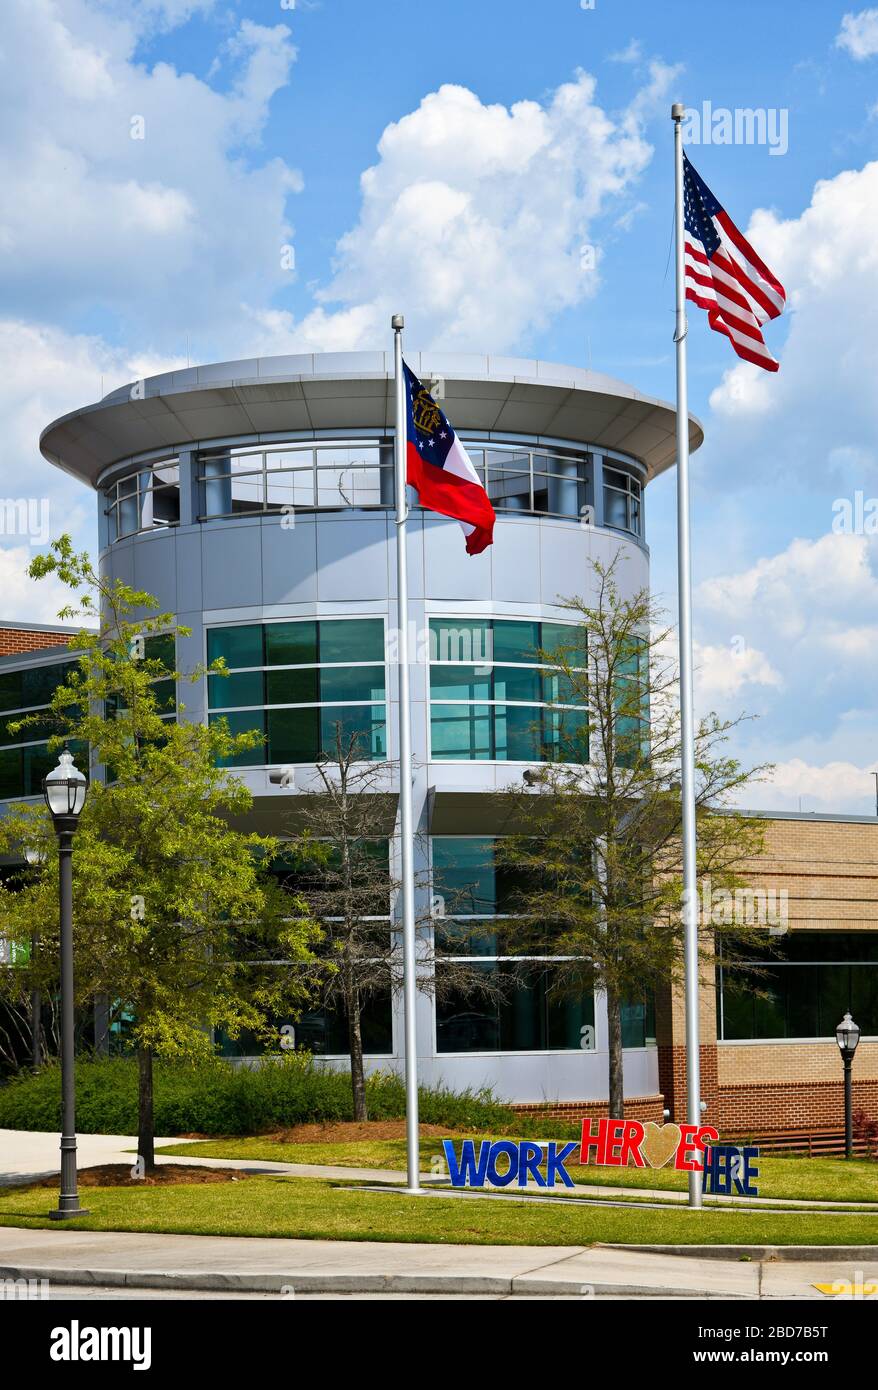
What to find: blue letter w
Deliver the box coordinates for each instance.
[442,1139,491,1188]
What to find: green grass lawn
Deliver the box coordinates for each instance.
[156,1137,878,1205]
[2,1174,878,1246]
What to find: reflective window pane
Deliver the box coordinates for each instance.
[320,704,386,759]
[319,619,384,664]
[493,704,540,761]
[265,667,319,706]
[316,467,351,508]
[0,747,21,799]
[209,710,266,767]
[230,474,264,512]
[436,962,596,1053]
[429,619,492,666]
[208,625,264,669]
[265,471,311,510]
[265,621,318,667]
[545,706,589,762]
[267,707,319,764]
[432,836,536,916]
[433,837,497,916]
[542,670,583,706]
[491,620,540,665]
[319,665,385,704]
[603,486,629,530]
[431,704,492,760]
[208,671,264,709]
[719,932,878,1040]
[0,712,55,745]
[292,988,392,1056]
[429,665,492,702]
[492,666,541,704]
[266,448,313,471]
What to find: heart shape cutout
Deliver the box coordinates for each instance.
[640,1121,681,1168]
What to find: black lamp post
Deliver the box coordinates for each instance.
[43,748,88,1219]
[836,1011,861,1160]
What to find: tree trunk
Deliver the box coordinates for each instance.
[606,987,625,1120]
[137,1045,156,1174]
[346,981,368,1122]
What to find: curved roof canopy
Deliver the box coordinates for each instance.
[40,351,704,489]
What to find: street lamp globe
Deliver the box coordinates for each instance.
[836,1012,861,1060]
[43,749,88,822]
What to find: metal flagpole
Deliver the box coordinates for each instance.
[392,313,421,1194]
[671,104,703,1210]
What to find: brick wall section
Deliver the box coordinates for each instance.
[718,1040,878,1084]
[734,816,878,929]
[654,953,718,1123]
[708,817,878,1132]
[511,1094,665,1124]
[657,1045,718,1124]
[716,1040,878,1131]
[718,1080,878,1132]
[0,627,76,656]
[651,817,878,1133]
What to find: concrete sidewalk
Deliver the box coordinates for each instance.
[0,1226,874,1298]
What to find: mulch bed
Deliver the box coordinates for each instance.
[31,1164,248,1188]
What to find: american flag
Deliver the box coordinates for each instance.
[683,153,786,371]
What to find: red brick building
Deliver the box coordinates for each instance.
[0,621,80,657]
[656,813,878,1136]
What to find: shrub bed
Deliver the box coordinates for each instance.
[0,1055,515,1136]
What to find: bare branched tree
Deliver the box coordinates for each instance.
[280,725,504,1121]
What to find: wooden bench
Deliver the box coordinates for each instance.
[720,1126,872,1157]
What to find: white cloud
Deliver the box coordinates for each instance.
[0,2,301,352]
[249,63,680,354]
[0,316,188,611]
[707,161,878,492]
[0,315,189,617]
[744,757,878,814]
[96,0,217,30]
[694,641,782,702]
[698,533,878,641]
[694,533,878,811]
[0,317,182,494]
[608,40,645,65]
[0,544,82,625]
[836,8,878,59]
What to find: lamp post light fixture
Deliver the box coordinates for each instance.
[23,844,47,1071]
[836,1012,861,1160]
[43,748,89,1219]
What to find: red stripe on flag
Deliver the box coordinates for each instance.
[715,210,785,312]
[685,261,756,320]
[713,246,778,323]
[685,287,779,368]
[407,445,495,554]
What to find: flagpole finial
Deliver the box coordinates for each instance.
[671,103,685,121]
[392,314,404,331]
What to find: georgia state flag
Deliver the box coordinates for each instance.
[403,362,495,555]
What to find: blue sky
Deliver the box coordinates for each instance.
[3,0,878,812]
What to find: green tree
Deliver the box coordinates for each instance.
[496,559,773,1118]
[0,538,321,1169]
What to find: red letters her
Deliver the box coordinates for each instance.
[580,1117,646,1167]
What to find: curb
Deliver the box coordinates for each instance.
[0,1262,750,1299]
[602,1243,878,1261]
